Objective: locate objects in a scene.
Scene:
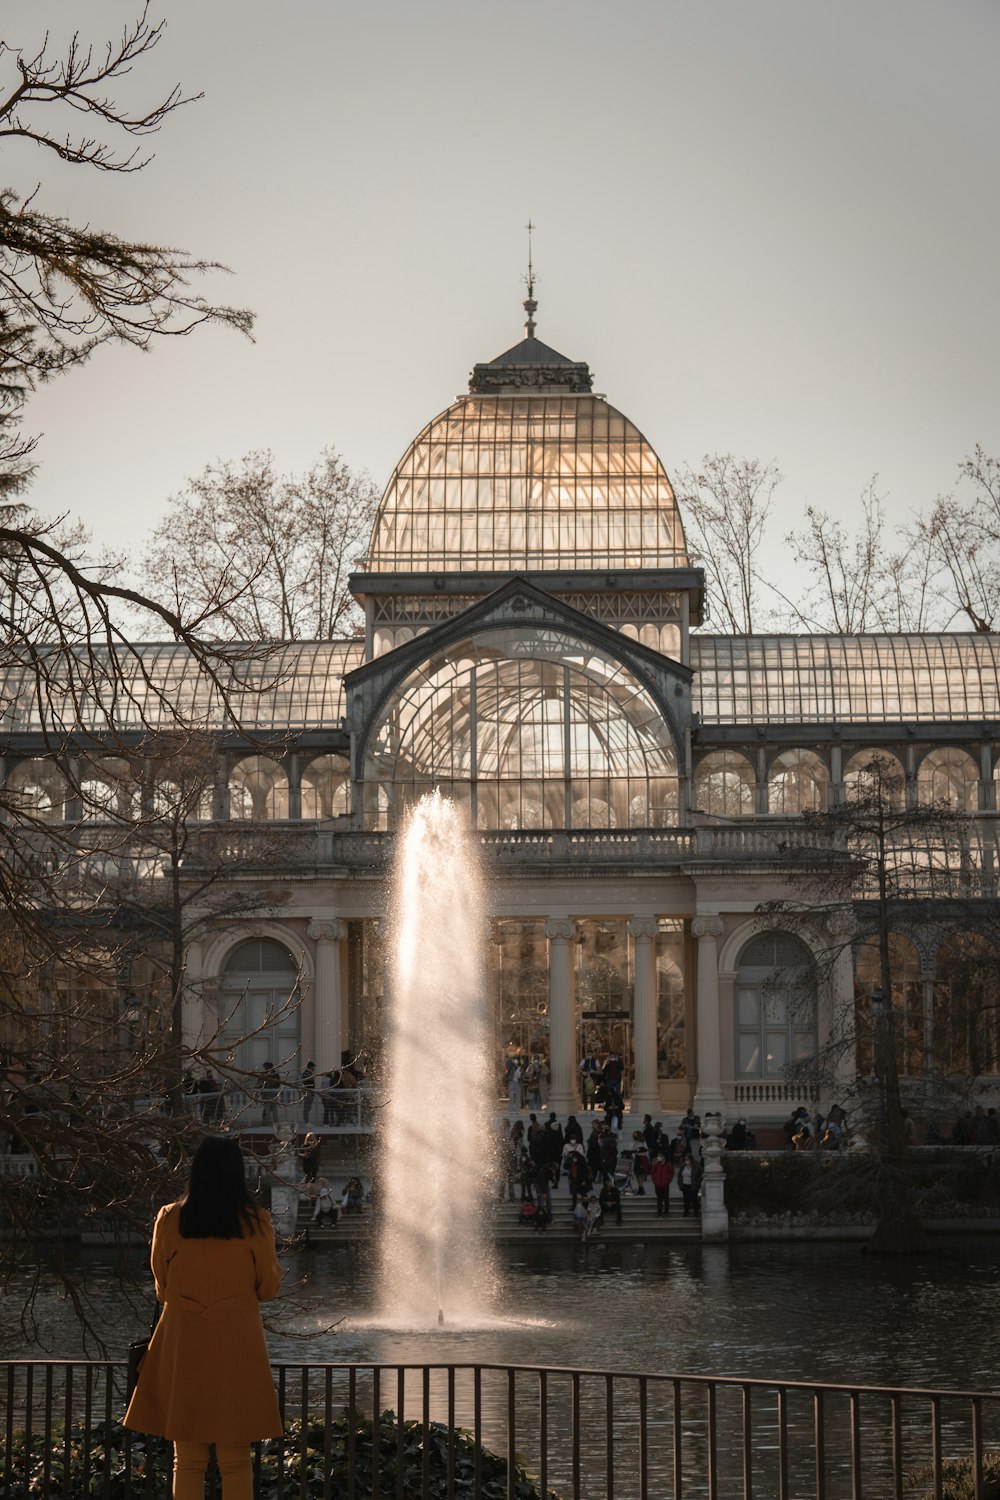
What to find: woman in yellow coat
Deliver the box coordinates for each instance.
[125,1134,283,1500]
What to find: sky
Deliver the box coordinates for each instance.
[5,0,1000,591]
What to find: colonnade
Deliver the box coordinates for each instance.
[184,907,858,1116]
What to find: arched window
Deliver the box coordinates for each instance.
[767,749,828,815]
[5,758,70,822]
[219,936,300,1076]
[918,748,978,811]
[363,627,679,832]
[228,756,289,820]
[843,750,905,809]
[854,933,924,1076]
[933,933,1000,1077]
[79,757,139,821]
[300,754,351,819]
[693,750,755,817]
[734,931,816,1080]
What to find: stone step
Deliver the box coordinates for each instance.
[294,1196,702,1246]
[491,1197,701,1242]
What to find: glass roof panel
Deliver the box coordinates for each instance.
[0,641,363,734]
[692,635,1000,724]
[366,394,689,572]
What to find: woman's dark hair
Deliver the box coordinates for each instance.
[178,1135,260,1239]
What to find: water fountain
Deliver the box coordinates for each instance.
[377,791,497,1326]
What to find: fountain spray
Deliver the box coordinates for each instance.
[377,792,496,1327]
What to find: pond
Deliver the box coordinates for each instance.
[4,1237,999,1498]
[5,1237,999,1389]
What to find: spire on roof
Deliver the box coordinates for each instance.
[522,218,537,338]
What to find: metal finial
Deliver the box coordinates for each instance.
[522,218,537,338]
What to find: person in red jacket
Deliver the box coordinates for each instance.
[649,1151,674,1216]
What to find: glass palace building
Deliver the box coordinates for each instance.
[5,324,1000,1124]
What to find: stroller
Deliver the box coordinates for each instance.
[613,1150,641,1195]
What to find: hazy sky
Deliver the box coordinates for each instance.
[6,0,1000,590]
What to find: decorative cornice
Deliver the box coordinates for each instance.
[469,361,593,394]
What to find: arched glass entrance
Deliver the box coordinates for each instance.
[363,627,679,830]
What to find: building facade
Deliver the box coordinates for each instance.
[5,325,1000,1123]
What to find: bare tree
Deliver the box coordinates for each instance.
[674,454,782,634]
[0,11,317,1347]
[781,481,942,633]
[142,448,379,640]
[0,723,305,1348]
[910,447,1000,633]
[0,6,252,489]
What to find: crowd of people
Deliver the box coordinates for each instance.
[178,1055,369,1128]
[503,1047,630,1121]
[499,1106,707,1236]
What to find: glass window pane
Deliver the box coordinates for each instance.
[737,988,759,1026]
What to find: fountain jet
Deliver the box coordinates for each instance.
[377,792,496,1327]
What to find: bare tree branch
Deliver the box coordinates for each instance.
[142,449,379,641]
[675,454,781,634]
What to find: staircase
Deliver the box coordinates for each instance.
[490,1192,702,1243]
[294,1186,702,1246]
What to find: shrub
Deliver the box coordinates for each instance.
[723,1149,1000,1221]
[902,1451,1000,1498]
[0,1412,562,1498]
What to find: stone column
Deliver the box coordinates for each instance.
[692,914,727,1119]
[979,740,994,811]
[628,917,660,1118]
[829,744,844,807]
[755,748,769,815]
[308,919,347,1072]
[545,919,577,1117]
[181,939,210,1053]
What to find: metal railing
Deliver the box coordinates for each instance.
[1,1360,997,1499]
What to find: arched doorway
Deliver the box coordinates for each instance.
[219,937,300,1079]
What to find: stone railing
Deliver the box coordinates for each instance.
[730,1080,820,1106]
[125,818,1000,895]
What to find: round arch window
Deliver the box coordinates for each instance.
[218,937,300,1078]
[735,931,816,1080]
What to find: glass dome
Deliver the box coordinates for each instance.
[366,393,689,573]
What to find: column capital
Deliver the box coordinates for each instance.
[824,907,856,942]
[692,914,724,941]
[627,917,659,942]
[308,918,348,944]
[545,918,576,943]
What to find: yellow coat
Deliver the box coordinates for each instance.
[124,1201,283,1444]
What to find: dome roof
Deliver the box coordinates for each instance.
[366,341,689,573]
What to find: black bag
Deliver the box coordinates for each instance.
[126,1303,161,1400]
